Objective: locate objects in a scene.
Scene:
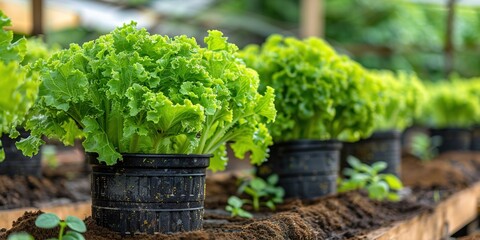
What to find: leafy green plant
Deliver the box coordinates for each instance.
[338,156,403,201]
[19,22,276,171]
[7,232,33,240]
[35,213,86,240]
[0,11,40,161]
[410,132,441,162]
[225,196,253,218]
[225,174,284,218]
[371,70,427,131]
[239,174,284,211]
[239,35,383,142]
[417,80,480,128]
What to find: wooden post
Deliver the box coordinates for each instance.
[31,0,43,36]
[444,0,456,78]
[300,0,324,38]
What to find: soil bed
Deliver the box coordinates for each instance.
[2,152,480,239]
[0,156,89,210]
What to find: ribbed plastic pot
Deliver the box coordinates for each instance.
[88,153,210,235]
[471,127,480,151]
[0,129,41,177]
[341,130,401,176]
[258,140,341,199]
[430,128,471,153]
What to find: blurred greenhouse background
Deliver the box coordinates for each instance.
[3,0,480,81]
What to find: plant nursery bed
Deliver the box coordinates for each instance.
[2,152,480,239]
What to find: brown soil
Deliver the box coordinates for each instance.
[0,191,428,240]
[460,233,480,240]
[0,163,90,210]
[402,152,480,189]
[3,152,480,240]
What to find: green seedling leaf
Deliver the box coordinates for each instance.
[386,192,400,202]
[347,156,362,169]
[367,181,389,200]
[342,168,356,177]
[250,178,267,191]
[267,174,279,185]
[371,161,387,173]
[62,235,76,240]
[351,173,369,182]
[7,232,34,240]
[265,201,276,210]
[35,213,61,229]
[227,196,244,208]
[382,174,403,190]
[237,209,253,219]
[65,231,85,240]
[65,216,86,233]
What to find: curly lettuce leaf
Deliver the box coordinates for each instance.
[23,24,276,169]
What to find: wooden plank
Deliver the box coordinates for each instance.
[0,201,91,229]
[364,182,480,240]
[0,0,80,34]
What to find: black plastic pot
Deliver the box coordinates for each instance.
[0,129,42,177]
[341,130,401,176]
[88,153,210,235]
[471,127,480,151]
[258,140,341,199]
[430,128,471,153]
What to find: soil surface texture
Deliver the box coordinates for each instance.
[3,152,480,239]
[0,173,90,210]
[0,162,89,210]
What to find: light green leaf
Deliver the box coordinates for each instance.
[382,174,404,190]
[35,213,60,229]
[65,216,86,233]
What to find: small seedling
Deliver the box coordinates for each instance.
[7,232,33,240]
[410,132,441,162]
[338,156,403,201]
[35,213,86,240]
[226,174,285,218]
[238,174,285,211]
[225,196,253,218]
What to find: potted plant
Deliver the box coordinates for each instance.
[0,12,42,177]
[19,23,276,234]
[463,78,480,151]
[240,35,382,199]
[417,80,480,153]
[341,71,427,176]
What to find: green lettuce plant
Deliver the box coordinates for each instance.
[417,80,480,128]
[372,71,427,131]
[239,35,382,142]
[19,22,276,170]
[0,11,40,160]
